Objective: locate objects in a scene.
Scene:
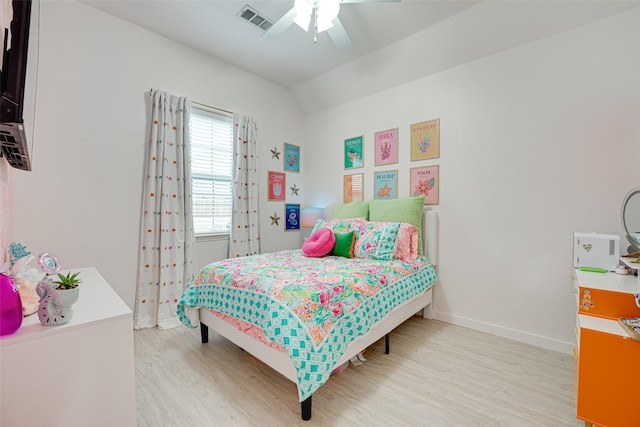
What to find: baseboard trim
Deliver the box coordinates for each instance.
[433,312,575,355]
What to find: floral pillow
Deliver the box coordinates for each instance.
[309,218,327,235]
[310,217,366,236]
[394,223,419,263]
[354,222,401,260]
[354,221,419,262]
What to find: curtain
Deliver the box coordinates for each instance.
[134,89,198,330]
[228,113,260,257]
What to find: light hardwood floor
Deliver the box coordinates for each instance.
[134,317,583,427]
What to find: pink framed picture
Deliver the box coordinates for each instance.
[267,171,286,201]
[410,165,439,205]
[374,128,398,166]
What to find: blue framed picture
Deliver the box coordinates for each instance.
[284,143,300,173]
[285,203,300,231]
[374,170,398,200]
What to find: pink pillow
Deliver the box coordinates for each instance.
[302,228,336,257]
[395,223,419,263]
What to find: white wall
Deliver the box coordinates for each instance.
[11,1,304,308]
[0,160,11,264]
[303,8,640,353]
[8,1,639,353]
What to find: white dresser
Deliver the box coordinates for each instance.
[0,267,136,427]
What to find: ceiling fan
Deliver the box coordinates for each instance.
[262,0,400,49]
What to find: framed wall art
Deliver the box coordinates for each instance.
[410,165,439,205]
[267,171,286,201]
[410,119,440,161]
[343,173,364,203]
[285,203,300,231]
[374,170,398,200]
[374,128,398,166]
[283,143,300,173]
[344,136,364,169]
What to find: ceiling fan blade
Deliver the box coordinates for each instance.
[262,7,297,40]
[327,17,352,49]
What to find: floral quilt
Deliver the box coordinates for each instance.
[177,249,437,401]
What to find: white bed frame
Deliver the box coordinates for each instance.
[198,210,438,420]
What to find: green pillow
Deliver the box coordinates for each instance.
[331,201,369,220]
[333,231,356,258]
[368,195,425,255]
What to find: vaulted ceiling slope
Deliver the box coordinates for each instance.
[84,1,640,114]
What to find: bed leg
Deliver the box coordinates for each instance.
[200,322,209,344]
[385,333,390,354]
[422,303,433,319]
[301,396,312,421]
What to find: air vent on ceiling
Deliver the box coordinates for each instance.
[237,5,273,32]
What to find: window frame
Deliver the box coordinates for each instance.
[189,105,234,238]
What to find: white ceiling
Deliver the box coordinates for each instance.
[81,0,480,87]
[82,0,640,112]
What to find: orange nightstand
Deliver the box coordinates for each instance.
[573,268,640,427]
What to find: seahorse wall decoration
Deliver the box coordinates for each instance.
[36,278,79,326]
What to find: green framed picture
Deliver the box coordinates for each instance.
[344,136,364,169]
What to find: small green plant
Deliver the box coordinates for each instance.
[53,271,82,290]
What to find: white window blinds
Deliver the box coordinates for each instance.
[190,107,233,235]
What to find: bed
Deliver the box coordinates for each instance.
[177,207,438,421]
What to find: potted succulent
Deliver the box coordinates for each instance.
[37,271,82,326]
[52,271,82,289]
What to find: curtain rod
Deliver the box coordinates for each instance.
[192,100,233,115]
[148,89,233,115]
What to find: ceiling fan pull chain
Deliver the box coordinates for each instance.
[313,4,318,43]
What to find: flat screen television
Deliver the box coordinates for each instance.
[0,0,32,171]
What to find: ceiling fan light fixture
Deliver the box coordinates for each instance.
[293,0,313,31]
[316,0,340,33]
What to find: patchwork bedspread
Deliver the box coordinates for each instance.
[177,249,437,401]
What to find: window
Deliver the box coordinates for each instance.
[190,106,233,235]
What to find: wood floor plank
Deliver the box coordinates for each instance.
[134,317,583,426]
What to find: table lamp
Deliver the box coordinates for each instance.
[300,207,324,239]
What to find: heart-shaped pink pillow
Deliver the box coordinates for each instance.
[302,227,336,257]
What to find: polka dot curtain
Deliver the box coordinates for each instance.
[135,89,198,330]
[229,114,260,258]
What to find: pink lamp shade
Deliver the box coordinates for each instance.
[300,207,325,228]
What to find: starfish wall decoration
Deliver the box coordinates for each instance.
[290,184,300,196]
[270,146,281,159]
[270,213,281,225]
